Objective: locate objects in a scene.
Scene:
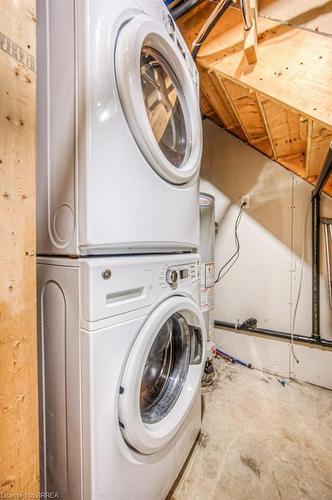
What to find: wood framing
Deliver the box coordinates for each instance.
[177,0,332,195]
[243,0,258,65]
[0,0,39,494]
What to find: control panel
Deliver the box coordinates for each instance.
[159,261,199,289]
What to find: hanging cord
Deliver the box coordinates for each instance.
[322,220,332,309]
[290,201,311,367]
[215,202,246,284]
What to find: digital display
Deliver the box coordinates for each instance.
[180,269,188,280]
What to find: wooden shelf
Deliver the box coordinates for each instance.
[177,0,332,196]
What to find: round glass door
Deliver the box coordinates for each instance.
[118,296,206,455]
[140,313,191,424]
[115,15,202,185]
[140,47,189,169]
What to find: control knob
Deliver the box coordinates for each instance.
[166,268,178,287]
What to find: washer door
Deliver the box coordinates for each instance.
[119,296,206,455]
[115,15,202,185]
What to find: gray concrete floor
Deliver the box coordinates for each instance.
[169,358,332,500]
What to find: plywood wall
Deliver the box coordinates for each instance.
[0,0,39,494]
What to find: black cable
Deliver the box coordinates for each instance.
[215,203,245,284]
[191,0,236,61]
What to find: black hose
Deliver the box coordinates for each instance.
[171,0,203,20]
[191,0,235,60]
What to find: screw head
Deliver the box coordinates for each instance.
[102,269,112,280]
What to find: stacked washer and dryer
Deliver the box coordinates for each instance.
[36,1,206,499]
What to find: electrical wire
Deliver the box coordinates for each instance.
[323,222,332,309]
[290,201,311,367]
[215,202,245,284]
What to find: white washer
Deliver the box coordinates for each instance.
[37,254,206,499]
[37,0,202,256]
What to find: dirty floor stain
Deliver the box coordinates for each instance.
[168,358,332,500]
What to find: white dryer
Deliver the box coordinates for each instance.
[37,0,202,256]
[37,254,206,499]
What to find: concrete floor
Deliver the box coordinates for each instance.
[169,358,332,500]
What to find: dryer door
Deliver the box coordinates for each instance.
[115,15,202,185]
[119,296,206,455]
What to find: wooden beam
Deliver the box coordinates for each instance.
[200,91,215,117]
[256,93,278,159]
[0,0,39,495]
[220,77,273,156]
[305,119,314,178]
[279,154,307,179]
[221,78,266,141]
[244,0,258,65]
[199,66,250,140]
[259,97,308,162]
[244,23,257,65]
[216,76,250,142]
[306,121,332,178]
[207,71,241,129]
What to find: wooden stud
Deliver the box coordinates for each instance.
[0,0,39,494]
[198,67,248,140]
[207,71,243,130]
[256,93,278,159]
[259,97,308,162]
[306,122,332,178]
[216,76,250,142]
[222,78,266,141]
[221,77,273,156]
[198,67,225,126]
[244,0,258,65]
[305,119,314,178]
[200,91,215,117]
[244,26,257,65]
